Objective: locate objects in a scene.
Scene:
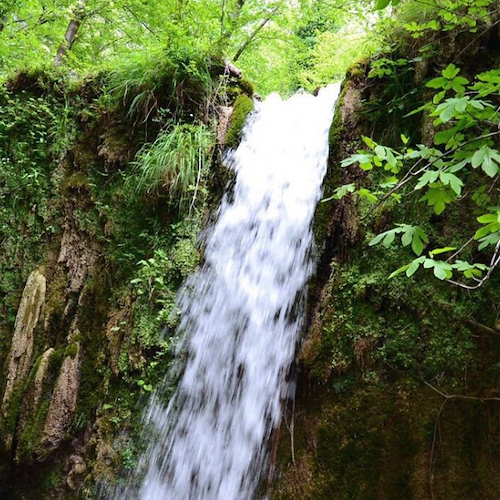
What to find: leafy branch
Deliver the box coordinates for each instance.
[336,62,500,288]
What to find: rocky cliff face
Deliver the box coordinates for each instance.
[271,24,500,500]
[0,67,251,499]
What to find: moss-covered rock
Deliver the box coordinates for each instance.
[225,94,254,149]
[0,64,229,498]
[273,33,500,500]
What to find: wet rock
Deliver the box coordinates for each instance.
[66,454,87,490]
[40,343,81,456]
[413,58,429,85]
[217,105,233,145]
[2,269,46,407]
[58,227,98,293]
[106,297,132,376]
[420,112,435,146]
[32,348,55,409]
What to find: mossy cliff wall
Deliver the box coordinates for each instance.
[271,29,500,500]
[0,67,253,499]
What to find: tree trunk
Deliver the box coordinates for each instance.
[54,0,87,66]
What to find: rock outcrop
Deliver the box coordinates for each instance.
[2,269,46,408]
[40,343,81,456]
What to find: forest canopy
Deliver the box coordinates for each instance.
[0,0,376,94]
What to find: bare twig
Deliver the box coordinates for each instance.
[464,318,500,337]
[446,235,475,262]
[446,239,500,290]
[423,378,500,497]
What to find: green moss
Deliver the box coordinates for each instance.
[66,171,89,190]
[225,94,254,149]
[74,273,111,425]
[41,464,63,490]
[64,342,79,359]
[328,104,343,151]
[16,398,50,461]
[170,239,200,279]
[311,82,349,247]
[345,60,368,79]
[1,382,27,436]
[238,78,255,96]
[274,379,500,500]
[48,348,65,375]
[0,65,222,498]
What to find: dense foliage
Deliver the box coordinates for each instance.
[0,0,376,94]
[330,0,500,289]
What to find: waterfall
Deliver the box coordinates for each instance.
[113,83,340,500]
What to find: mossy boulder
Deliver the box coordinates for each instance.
[225,94,254,149]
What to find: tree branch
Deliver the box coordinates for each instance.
[233,7,278,62]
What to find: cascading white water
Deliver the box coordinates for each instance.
[114,83,340,500]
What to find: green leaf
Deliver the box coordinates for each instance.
[383,231,396,246]
[406,259,421,277]
[477,213,497,223]
[341,153,373,170]
[401,230,412,247]
[426,77,447,89]
[369,227,402,247]
[414,170,439,190]
[375,145,386,158]
[385,148,397,167]
[358,188,378,204]
[471,147,500,177]
[442,63,460,79]
[439,171,463,195]
[321,183,356,202]
[433,264,447,280]
[389,264,410,279]
[379,176,398,188]
[375,0,391,9]
[389,256,425,279]
[478,233,500,250]
[420,188,453,214]
[453,260,488,279]
[433,97,470,123]
[362,136,376,149]
[429,247,456,257]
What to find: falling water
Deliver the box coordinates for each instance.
[113,83,340,500]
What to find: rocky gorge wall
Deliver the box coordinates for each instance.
[3,22,500,499]
[0,65,252,499]
[271,22,500,500]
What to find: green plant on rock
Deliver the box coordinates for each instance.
[131,121,213,213]
[130,249,172,302]
[102,48,214,120]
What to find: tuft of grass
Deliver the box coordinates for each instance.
[130,121,214,212]
[102,48,214,120]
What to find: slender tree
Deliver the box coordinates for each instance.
[54,0,88,66]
